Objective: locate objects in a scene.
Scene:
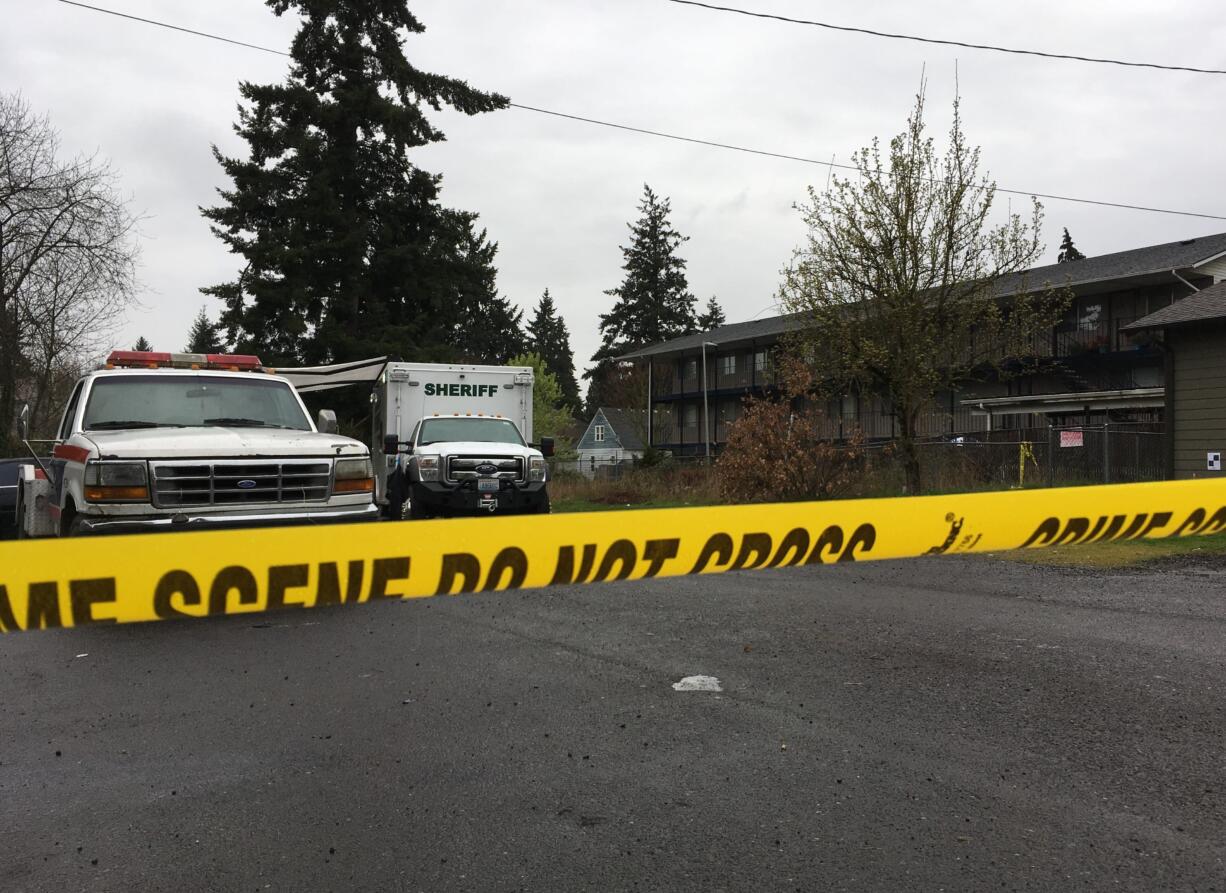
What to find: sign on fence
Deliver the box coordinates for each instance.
[1060,430,1084,448]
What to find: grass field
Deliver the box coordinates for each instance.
[993,530,1226,569]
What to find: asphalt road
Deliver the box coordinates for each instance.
[2,555,1224,892]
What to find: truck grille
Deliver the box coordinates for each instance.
[446,456,524,483]
[150,460,332,508]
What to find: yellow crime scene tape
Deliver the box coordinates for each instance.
[1,479,1224,634]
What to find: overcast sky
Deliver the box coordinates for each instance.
[7,0,1226,381]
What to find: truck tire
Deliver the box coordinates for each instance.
[534,494,551,515]
[408,499,431,520]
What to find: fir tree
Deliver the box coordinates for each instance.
[443,216,526,364]
[527,289,580,410]
[586,184,697,411]
[201,0,507,365]
[184,307,225,354]
[697,296,726,330]
[132,336,152,352]
[1057,228,1086,263]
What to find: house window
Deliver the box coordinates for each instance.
[720,355,736,376]
[754,350,768,373]
[594,425,605,442]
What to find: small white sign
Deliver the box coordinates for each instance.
[1209,452,1222,472]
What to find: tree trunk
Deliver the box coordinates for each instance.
[0,296,15,458]
[897,409,922,495]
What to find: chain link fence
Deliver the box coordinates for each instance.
[857,424,1167,492]
[555,424,1166,493]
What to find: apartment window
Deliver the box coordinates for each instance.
[683,405,698,427]
[593,425,605,442]
[684,358,698,380]
[720,354,736,376]
[753,350,769,373]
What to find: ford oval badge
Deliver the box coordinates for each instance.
[237,479,258,489]
[475,463,499,476]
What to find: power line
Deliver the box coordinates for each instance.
[58,0,289,57]
[508,105,1226,221]
[666,0,1226,76]
[54,0,1226,222]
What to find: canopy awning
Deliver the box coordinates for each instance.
[960,387,1164,417]
[271,356,388,393]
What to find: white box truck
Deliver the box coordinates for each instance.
[372,363,553,519]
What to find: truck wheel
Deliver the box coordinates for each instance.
[535,495,551,515]
[408,499,431,520]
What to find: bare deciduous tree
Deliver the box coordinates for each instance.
[0,92,138,449]
[779,85,1068,493]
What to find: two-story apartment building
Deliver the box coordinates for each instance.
[622,232,1226,455]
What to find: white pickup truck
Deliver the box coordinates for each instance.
[392,413,551,519]
[13,350,379,537]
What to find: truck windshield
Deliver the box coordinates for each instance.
[418,417,525,446]
[82,375,312,431]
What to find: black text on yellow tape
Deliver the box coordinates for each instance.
[1,479,1224,633]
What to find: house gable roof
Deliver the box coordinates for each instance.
[579,407,647,452]
[1124,279,1226,331]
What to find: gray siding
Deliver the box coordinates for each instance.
[1198,256,1226,282]
[577,410,621,452]
[1171,326,1226,478]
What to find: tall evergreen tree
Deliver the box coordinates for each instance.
[184,306,225,354]
[201,1,507,365]
[443,216,527,364]
[586,184,697,411]
[1057,227,1086,263]
[527,289,580,410]
[131,336,152,352]
[697,296,726,331]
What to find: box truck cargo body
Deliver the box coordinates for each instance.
[372,363,551,518]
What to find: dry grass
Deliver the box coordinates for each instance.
[549,464,720,511]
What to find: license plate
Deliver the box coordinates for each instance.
[477,479,500,493]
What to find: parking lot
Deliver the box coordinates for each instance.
[2,555,1224,892]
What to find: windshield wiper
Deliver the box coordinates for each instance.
[86,420,180,430]
[203,417,294,428]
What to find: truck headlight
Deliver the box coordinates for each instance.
[333,457,374,494]
[417,456,440,482]
[83,461,149,502]
[528,457,546,482]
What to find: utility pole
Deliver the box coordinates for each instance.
[701,341,718,462]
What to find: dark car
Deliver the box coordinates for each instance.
[0,457,32,539]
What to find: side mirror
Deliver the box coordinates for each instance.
[17,402,30,442]
[540,436,555,458]
[317,409,338,434]
[383,433,401,456]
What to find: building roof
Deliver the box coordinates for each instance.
[619,313,808,360]
[592,407,647,451]
[621,231,1226,360]
[1124,279,1226,331]
[989,231,1226,297]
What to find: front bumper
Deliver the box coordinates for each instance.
[75,503,380,535]
[411,480,547,515]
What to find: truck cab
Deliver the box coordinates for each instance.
[393,414,551,519]
[15,350,379,537]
